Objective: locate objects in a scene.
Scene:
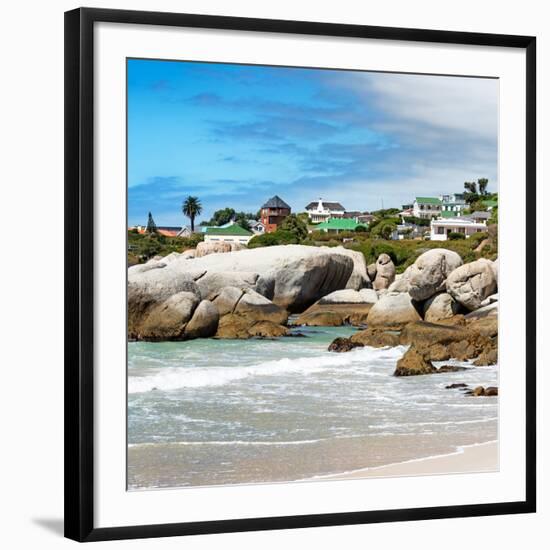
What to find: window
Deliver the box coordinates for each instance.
[437,227,445,234]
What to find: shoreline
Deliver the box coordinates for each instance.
[307,440,498,481]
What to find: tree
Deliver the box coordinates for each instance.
[464,181,477,194]
[371,220,397,240]
[478,178,489,195]
[234,212,251,230]
[280,214,308,241]
[146,211,157,234]
[182,196,203,232]
[355,225,368,232]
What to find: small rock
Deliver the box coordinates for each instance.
[445,383,469,389]
[328,337,364,353]
[472,386,486,396]
[437,365,468,373]
[485,386,499,396]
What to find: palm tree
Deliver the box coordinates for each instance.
[182,196,203,232]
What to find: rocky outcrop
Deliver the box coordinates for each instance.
[407,249,463,301]
[387,268,411,293]
[133,291,200,341]
[294,289,378,326]
[184,300,219,339]
[128,266,203,340]
[213,287,289,339]
[492,259,499,286]
[328,337,364,353]
[373,254,396,291]
[196,272,259,301]
[394,346,436,376]
[247,321,289,338]
[446,258,497,310]
[367,263,377,281]
[330,247,372,290]
[423,292,460,323]
[195,241,245,257]
[350,327,401,348]
[399,320,496,363]
[366,292,422,328]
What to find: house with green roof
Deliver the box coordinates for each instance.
[413,197,442,219]
[481,199,498,209]
[204,223,254,245]
[315,217,359,233]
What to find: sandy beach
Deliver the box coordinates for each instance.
[319,441,498,481]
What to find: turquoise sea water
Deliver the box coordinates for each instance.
[128,326,498,489]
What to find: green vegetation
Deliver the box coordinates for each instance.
[182,196,203,232]
[145,211,157,234]
[127,230,204,266]
[200,207,257,228]
[280,214,308,240]
[448,232,466,240]
[248,229,299,248]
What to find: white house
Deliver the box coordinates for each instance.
[305,199,346,223]
[439,193,467,216]
[430,217,487,241]
[247,220,265,234]
[204,224,254,245]
[413,197,442,219]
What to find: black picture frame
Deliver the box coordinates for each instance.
[65,7,537,542]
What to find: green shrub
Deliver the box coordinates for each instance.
[248,230,298,248]
[448,232,466,240]
[355,225,368,232]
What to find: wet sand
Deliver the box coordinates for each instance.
[319,441,498,480]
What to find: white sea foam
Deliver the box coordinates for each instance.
[128,346,406,393]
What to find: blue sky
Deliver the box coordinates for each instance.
[128,59,498,226]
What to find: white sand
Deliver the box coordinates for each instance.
[319,441,498,480]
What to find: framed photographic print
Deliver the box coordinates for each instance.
[64,7,536,542]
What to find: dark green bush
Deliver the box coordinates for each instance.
[448,232,466,240]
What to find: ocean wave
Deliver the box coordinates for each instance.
[128,346,404,393]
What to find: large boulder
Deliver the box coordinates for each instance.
[373,253,396,291]
[196,272,259,301]
[446,259,497,310]
[133,291,200,341]
[184,300,219,339]
[195,241,245,257]
[366,292,422,328]
[326,246,371,290]
[213,287,289,338]
[492,259,499,286]
[128,266,203,339]
[423,292,460,322]
[407,249,463,301]
[294,289,378,326]
[160,245,355,312]
[388,267,412,293]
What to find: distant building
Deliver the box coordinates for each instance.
[260,195,291,233]
[129,225,182,237]
[430,217,487,241]
[413,197,442,219]
[439,193,466,217]
[343,211,362,219]
[314,217,359,234]
[357,214,375,225]
[305,199,346,223]
[204,224,254,245]
[248,220,265,235]
[199,220,235,233]
[177,226,193,238]
[469,211,492,224]
[391,223,425,241]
